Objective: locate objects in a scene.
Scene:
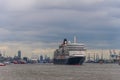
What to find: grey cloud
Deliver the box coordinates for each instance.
[0,0,120,49]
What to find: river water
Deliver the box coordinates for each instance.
[0,63,120,80]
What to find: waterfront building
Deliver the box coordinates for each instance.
[23,57,28,62]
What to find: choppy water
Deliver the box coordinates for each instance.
[0,63,120,80]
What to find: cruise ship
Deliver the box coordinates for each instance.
[53,37,86,65]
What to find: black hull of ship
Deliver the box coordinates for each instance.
[53,57,85,65]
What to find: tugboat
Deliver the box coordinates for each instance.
[53,36,86,65]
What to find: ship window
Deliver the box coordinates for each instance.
[68,47,85,51]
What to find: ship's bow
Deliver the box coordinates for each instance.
[67,57,85,65]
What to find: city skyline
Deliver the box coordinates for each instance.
[0,0,120,57]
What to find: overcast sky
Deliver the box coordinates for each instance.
[0,0,120,57]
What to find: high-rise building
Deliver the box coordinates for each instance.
[40,55,43,62]
[0,51,2,57]
[18,50,21,59]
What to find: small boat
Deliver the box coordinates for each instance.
[0,63,6,66]
[3,61,11,65]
